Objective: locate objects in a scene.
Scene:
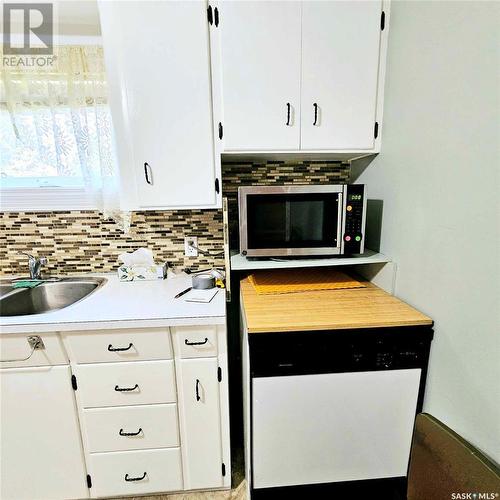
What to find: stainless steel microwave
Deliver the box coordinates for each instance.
[238,184,367,257]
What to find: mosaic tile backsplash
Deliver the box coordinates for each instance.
[0,161,350,276]
[0,210,224,276]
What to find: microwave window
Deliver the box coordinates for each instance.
[247,194,339,249]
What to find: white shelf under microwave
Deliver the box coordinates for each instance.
[230,249,390,271]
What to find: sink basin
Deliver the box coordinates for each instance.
[0,278,106,317]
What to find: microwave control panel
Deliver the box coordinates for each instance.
[343,184,366,254]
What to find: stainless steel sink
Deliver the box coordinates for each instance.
[0,278,106,317]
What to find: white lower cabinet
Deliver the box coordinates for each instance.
[89,448,183,498]
[82,404,180,453]
[66,324,230,498]
[0,365,88,500]
[74,359,177,408]
[0,325,229,499]
[63,328,173,364]
[176,357,225,490]
[173,325,219,359]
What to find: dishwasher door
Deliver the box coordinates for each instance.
[252,368,421,489]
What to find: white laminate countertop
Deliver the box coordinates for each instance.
[0,275,226,334]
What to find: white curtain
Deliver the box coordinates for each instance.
[0,45,131,230]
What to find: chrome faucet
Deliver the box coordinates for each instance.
[18,253,48,280]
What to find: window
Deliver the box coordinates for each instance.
[0,45,120,212]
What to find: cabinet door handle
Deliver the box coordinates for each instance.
[0,336,44,363]
[185,337,208,346]
[124,472,147,482]
[313,103,318,126]
[119,428,143,437]
[286,102,291,126]
[195,379,201,401]
[115,384,139,392]
[144,162,153,184]
[108,343,133,352]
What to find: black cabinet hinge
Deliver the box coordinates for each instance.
[86,474,92,488]
[374,121,379,139]
[217,366,222,382]
[218,122,223,140]
[214,7,220,27]
[215,178,220,194]
[380,11,385,31]
[207,5,213,25]
[71,374,77,390]
[222,463,226,477]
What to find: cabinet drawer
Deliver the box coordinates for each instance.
[64,328,172,363]
[172,326,218,358]
[83,404,179,453]
[90,448,183,497]
[0,333,67,368]
[75,360,176,408]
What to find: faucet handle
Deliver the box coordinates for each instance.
[18,251,34,259]
[17,252,46,264]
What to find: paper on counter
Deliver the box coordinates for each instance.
[184,288,219,303]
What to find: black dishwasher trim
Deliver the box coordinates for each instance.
[251,476,408,500]
[250,326,433,378]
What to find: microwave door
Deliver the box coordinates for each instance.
[243,192,342,257]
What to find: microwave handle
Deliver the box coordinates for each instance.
[336,192,343,248]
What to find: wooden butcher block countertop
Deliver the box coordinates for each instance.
[240,277,433,333]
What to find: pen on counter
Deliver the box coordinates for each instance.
[174,287,192,299]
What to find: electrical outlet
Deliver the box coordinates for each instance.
[184,237,198,257]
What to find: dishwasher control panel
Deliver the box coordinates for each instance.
[250,327,434,378]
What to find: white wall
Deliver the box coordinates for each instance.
[357,1,500,460]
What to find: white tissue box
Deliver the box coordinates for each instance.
[118,264,167,281]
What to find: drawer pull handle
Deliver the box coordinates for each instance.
[185,337,208,346]
[119,428,143,437]
[195,378,201,401]
[108,343,134,352]
[125,472,147,482]
[115,384,139,392]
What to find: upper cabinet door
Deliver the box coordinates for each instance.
[99,1,218,209]
[301,1,383,151]
[217,1,302,151]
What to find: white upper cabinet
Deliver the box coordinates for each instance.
[301,0,383,150]
[212,0,389,153]
[216,1,302,151]
[99,1,220,210]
